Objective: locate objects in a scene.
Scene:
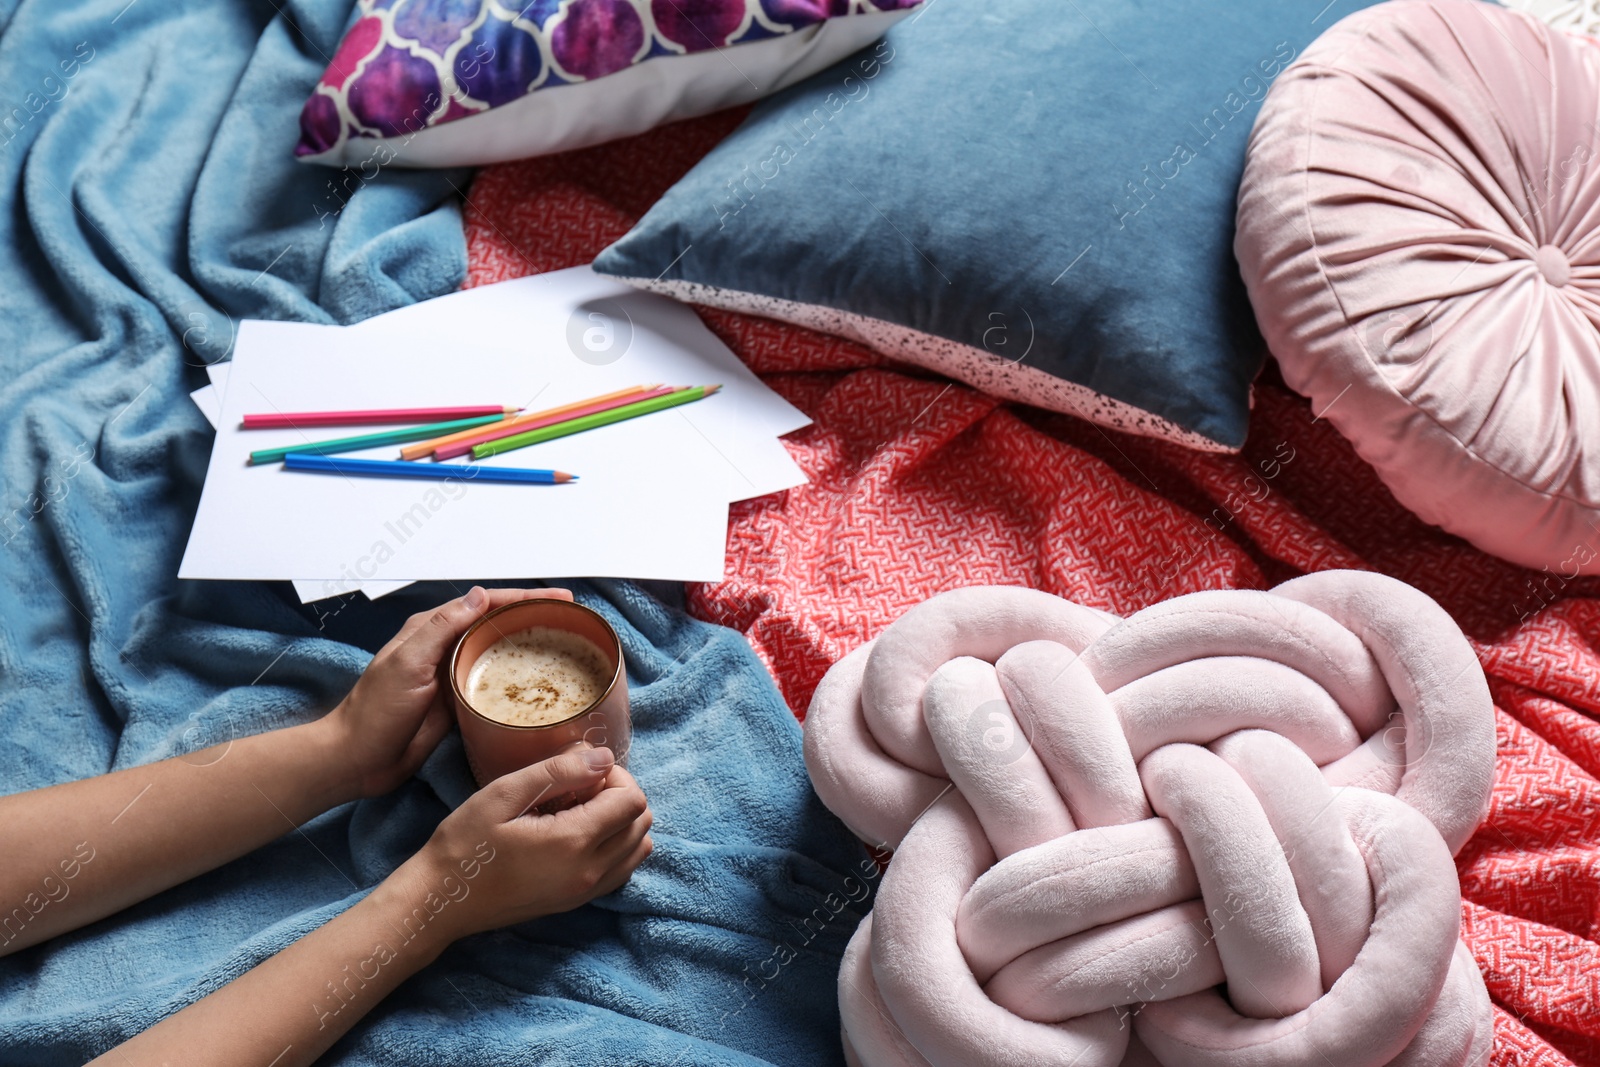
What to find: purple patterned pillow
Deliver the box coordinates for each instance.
[297,0,922,167]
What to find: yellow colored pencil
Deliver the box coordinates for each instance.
[397,384,658,460]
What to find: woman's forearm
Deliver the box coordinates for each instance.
[0,587,568,958]
[87,856,457,1067]
[84,749,652,1067]
[0,717,357,955]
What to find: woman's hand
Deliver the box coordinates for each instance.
[319,585,575,799]
[397,746,654,941]
[85,745,653,1067]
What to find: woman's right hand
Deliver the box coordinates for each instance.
[397,746,654,941]
[79,747,650,1067]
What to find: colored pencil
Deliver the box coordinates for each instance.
[242,405,517,430]
[248,414,508,466]
[398,384,660,461]
[473,385,721,459]
[283,453,575,484]
[432,385,684,461]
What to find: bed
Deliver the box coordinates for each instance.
[462,109,1600,1066]
[0,0,1596,1063]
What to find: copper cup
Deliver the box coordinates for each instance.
[449,598,630,788]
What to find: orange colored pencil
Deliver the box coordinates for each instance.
[473,385,720,459]
[397,384,658,460]
[433,384,685,461]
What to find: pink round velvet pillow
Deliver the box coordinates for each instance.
[1236,0,1600,574]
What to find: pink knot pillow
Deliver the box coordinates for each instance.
[803,572,1496,1066]
[1236,0,1600,573]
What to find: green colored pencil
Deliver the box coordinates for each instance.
[472,385,722,459]
[248,413,508,466]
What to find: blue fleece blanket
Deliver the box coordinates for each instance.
[0,2,868,1063]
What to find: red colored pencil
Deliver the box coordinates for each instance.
[431,386,686,460]
[241,405,517,430]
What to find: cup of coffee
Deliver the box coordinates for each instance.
[449,598,630,789]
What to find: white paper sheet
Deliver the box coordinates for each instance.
[189,385,221,428]
[291,577,415,602]
[358,579,415,599]
[291,577,362,601]
[198,367,416,603]
[180,320,732,584]
[184,268,805,597]
[346,267,810,500]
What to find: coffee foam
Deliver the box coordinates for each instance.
[465,626,611,727]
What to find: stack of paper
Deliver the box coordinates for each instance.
[181,267,809,602]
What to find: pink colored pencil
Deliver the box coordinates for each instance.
[432,386,686,460]
[241,405,517,430]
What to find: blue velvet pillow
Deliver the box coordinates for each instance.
[593,0,1385,451]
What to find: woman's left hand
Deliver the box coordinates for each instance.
[322,585,574,798]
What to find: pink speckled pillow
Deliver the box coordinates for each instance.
[1236,0,1600,574]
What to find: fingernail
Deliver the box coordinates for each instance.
[464,586,487,610]
[583,747,614,772]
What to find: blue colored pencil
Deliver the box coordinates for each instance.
[282,453,575,484]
